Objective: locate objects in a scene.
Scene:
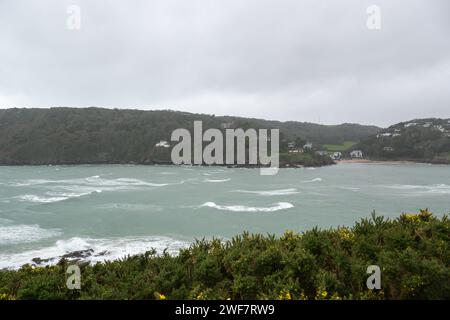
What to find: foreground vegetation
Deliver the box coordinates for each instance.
[0,210,449,300]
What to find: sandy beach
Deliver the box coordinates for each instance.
[338,159,419,165]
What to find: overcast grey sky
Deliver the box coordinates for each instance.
[0,0,449,127]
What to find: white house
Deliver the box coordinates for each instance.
[155,140,170,148]
[303,143,313,150]
[350,150,363,158]
[377,132,392,138]
[331,152,342,160]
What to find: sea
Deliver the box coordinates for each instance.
[0,163,449,269]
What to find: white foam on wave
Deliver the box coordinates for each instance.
[12,179,52,187]
[204,178,231,183]
[231,188,300,196]
[17,194,69,203]
[47,191,102,197]
[0,236,189,270]
[338,186,360,192]
[200,202,294,212]
[86,177,169,187]
[10,176,177,204]
[11,176,170,188]
[383,184,450,195]
[0,224,61,245]
[16,189,102,203]
[303,178,322,183]
[98,203,163,211]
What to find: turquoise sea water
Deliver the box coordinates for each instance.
[0,163,449,268]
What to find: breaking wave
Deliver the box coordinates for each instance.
[338,186,360,192]
[383,184,450,195]
[98,203,163,211]
[199,202,294,212]
[303,178,322,183]
[204,178,231,183]
[231,188,299,196]
[16,190,101,203]
[0,236,189,270]
[9,176,178,203]
[11,176,170,188]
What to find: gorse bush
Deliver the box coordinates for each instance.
[0,210,449,300]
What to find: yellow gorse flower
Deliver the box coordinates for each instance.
[196,292,205,300]
[154,292,167,300]
[315,288,328,300]
[278,289,292,300]
[0,293,16,300]
[337,227,354,241]
[400,209,432,223]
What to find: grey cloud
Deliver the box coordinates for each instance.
[0,0,449,126]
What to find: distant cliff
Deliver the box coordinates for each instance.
[0,108,380,165]
[357,118,450,164]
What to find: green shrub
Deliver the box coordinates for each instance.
[0,210,448,300]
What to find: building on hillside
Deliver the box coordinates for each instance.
[303,143,313,150]
[350,150,363,158]
[316,150,328,156]
[377,132,392,138]
[288,148,303,154]
[287,141,295,149]
[383,146,395,152]
[331,152,342,160]
[155,140,170,148]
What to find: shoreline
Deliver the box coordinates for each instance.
[337,159,418,165]
[0,160,448,167]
